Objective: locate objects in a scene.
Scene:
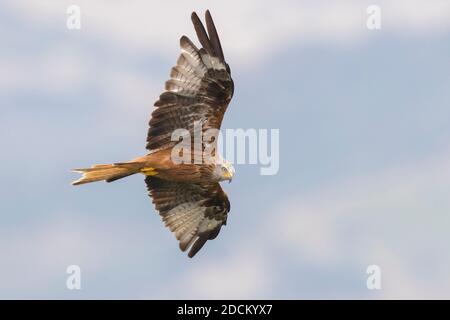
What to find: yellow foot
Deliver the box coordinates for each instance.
[140,167,158,176]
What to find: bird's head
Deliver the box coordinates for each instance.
[215,158,235,182]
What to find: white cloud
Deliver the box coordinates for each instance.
[0,44,92,94]
[265,148,450,298]
[156,245,272,299]
[0,215,100,295]
[183,245,272,299]
[0,213,160,297]
[7,0,450,68]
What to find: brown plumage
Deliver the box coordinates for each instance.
[72,10,235,258]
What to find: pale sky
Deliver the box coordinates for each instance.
[1,0,450,299]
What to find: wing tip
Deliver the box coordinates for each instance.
[190,10,215,56]
[179,35,197,50]
[187,235,209,258]
[191,10,212,20]
[191,11,199,22]
[205,9,212,20]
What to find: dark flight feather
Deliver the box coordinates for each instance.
[191,12,215,56]
[205,10,225,61]
[146,10,233,152]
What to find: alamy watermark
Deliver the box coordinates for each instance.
[366,265,382,290]
[66,5,81,30]
[170,121,279,175]
[66,265,81,290]
[366,5,381,30]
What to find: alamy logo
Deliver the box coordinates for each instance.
[170,121,280,175]
[366,265,382,290]
[66,265,81,290]
[366,5,381,30]
[66,5,81,30]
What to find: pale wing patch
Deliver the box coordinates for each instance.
[160,200,224,255]
[145,178,229,258]
[179,36,207,77]
[200,51,226,71]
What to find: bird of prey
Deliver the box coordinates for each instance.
[72,10,234,258]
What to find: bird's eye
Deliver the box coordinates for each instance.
[222,167,227,172]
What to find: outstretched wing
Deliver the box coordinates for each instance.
[146,10,234,151]
[145,177,230,258]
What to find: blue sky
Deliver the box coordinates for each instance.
[1,0,450,299]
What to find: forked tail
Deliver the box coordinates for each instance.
[72,162,143,185]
